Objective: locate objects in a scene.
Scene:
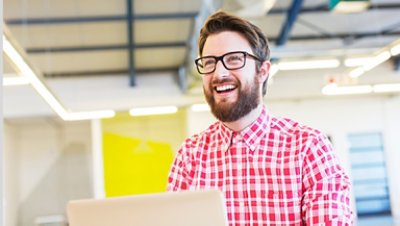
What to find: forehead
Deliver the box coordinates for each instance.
[202,31,253,56]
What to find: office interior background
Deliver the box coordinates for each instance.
[2,0,400,225]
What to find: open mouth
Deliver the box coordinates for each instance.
[214,84,237,94]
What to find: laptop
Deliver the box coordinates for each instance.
[66,189,228,226]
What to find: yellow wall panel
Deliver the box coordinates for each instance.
[101,111,186,197]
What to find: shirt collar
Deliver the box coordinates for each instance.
[218,121,234,152]
[218,105,270,152]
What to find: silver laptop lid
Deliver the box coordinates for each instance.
[67,189,228,226]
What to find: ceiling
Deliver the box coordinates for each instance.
[3,0,400,119]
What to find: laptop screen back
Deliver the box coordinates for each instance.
[67,189,228,226]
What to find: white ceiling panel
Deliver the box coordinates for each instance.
[135,48,186,69]
[135,0,203,14]
[29,51,128,73]
[135,20,192,43]
[295,9,400,35]
[4,0,126,19]
[9,22,127,48]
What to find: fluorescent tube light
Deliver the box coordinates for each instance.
[3,35,68,118]
[3,76,30,86]
[363,51,391,71]
[3,33,116,121]
[278,59,340,70]
[64,110,116,121]
[373,83,400,93]
[391,44,400,56]
[347,51,390,78]
[344,57,374,67]
[322,83,372,95]
[349,67,365,78]
[191,104,210,112]
[321,83,337,95]
[129,106,178,116]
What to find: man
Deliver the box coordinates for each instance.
[168,11,353,225]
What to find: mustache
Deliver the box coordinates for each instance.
[211,78,237,86]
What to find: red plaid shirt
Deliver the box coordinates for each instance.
[168,106,353,225]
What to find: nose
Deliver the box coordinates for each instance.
[213,60,229,78]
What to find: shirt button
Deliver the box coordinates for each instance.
[232,136,241,144]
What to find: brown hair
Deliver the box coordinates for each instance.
[198,11,271,95]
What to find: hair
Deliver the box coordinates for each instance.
[198,11,271,96]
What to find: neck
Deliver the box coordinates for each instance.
[223,104,263,132]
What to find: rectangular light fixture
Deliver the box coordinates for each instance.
[348,50,391,78]
[63,111,116,121]
[349,67,365,78]
[129,106,178,116]
[277,59,340,71]
[3,34,67,117]
[344,56,374,67]
[3,76,30,86]
[190,104,210,112]
[362,51,391,71]
[3,32,115,121]
[373,83,400,93]
[322,83,400,95]
[322,83,373,95]
[391,44,400,56]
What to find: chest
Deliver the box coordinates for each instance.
[191,140,303,192]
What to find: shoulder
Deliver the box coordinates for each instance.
[270,115,325,139]
[269,115,332,154]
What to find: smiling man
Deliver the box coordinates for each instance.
[168,11,354,225]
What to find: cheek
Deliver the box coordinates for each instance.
[239,69,257,85]
[202,77,212,90]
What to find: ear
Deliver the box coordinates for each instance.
[257,60,271,84]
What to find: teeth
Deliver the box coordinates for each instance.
[216,85,235,92]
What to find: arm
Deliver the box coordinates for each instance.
[167,140,196,191]
[301,133,354,225]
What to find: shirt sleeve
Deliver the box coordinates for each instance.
[301,133,354,225]
[167,138,196,191]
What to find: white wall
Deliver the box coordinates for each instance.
[4,123,18,226]
[186,94,400,219]
[4,118,93,226]
[382,95,400,218]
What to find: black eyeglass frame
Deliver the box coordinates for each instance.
[194,51,261,75]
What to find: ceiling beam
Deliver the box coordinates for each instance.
[272,31,400,42]
[43,67,180,78]
[24,27,400,53]
[26,42,187,53]
[127,0,135,86]
[268,3,400,14]
[5,12,198,25]
[276,0,304,46]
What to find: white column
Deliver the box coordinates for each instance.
[91,119,105,199]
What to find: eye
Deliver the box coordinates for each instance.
[201,57,216,68]
[225,53,244,65]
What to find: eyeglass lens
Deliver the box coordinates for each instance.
[196,52,246,74]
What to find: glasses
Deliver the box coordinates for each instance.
[195,51,261,75]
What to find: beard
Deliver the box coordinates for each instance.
[204,77,260,122]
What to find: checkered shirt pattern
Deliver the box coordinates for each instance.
[168,106,353,225]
